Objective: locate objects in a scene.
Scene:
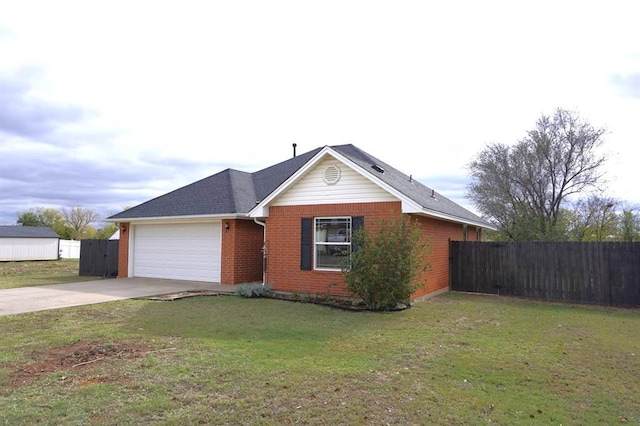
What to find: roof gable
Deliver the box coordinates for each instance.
[249,145,423,217]
[0,226,60,238]
[250,145,493,228]
[268,153,399,207]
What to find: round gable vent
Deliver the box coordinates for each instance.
[323,165,341,185]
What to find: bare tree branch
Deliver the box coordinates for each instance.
[61,207,100,240]
[467,108,607,240]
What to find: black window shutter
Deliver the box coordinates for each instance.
[351,216,364,253]
[352,216,364,234]
[300,217,313,270]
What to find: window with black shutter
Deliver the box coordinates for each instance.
[301,216,365,271]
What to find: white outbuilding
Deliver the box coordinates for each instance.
[0,226,61,261]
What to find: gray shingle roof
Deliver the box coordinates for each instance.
[0,226,60,238]
[108,144,491,228]
[109,169,248,219]
[109,148,322,220]
[331,144,490,226]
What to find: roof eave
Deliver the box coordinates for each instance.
[105,213,247,223]
[409,208,497,230]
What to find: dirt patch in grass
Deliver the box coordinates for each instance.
[9,341,150,387]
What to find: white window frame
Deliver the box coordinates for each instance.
[314,216,352,270]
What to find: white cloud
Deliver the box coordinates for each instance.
[0,0,638,225]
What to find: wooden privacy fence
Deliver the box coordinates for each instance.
[450,241,640,307]
[79,239,119,278]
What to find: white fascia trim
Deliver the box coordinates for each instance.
[106,213,246,224]
[412,209,498,230]
[248,146,335,217]
[248,146,424,217]
[318,149,426,213]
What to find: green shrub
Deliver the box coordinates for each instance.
[342,216,431,310]
[236,283,272,298]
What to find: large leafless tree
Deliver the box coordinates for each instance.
[61,207,100,240]
[468,108,607,240]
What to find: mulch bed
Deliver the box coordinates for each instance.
[142,289,408,311]
[142,290,228,301]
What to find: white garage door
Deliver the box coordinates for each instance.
[132,223,221,282]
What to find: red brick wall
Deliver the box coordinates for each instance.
[221,219,264,285]
[265,202,402,296]
[117,210,472,297]
[117,222,130,278]
[410,215,466,298]
[265,203,472,299]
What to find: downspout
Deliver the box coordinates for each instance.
[254,218,266,285]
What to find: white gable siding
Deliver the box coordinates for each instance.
[272,156,398,206]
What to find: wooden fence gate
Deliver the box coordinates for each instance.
[450,241,640,307]
[79,239,119,278]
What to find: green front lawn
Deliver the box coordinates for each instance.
[0,259,101,289]
[1,293,638,424]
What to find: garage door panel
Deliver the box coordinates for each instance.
[132,223,221,282]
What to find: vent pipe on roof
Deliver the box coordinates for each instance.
[292,143,297,158]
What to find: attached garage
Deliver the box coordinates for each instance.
[130,222,221,282]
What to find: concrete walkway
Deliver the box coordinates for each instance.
[0,278,237,316]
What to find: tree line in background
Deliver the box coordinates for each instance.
[16,207,117,240]
[468,108,639,242]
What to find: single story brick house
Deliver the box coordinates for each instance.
[108,144,494,299]
[0,226,60,261]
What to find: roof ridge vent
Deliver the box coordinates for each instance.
[372,164,385,173]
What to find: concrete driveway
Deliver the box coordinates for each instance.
[0,278,235,316]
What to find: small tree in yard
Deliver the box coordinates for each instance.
[343,216,431,311]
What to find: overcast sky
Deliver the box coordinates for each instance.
[1,1,639,227]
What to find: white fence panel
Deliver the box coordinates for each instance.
[59,240,81,259]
